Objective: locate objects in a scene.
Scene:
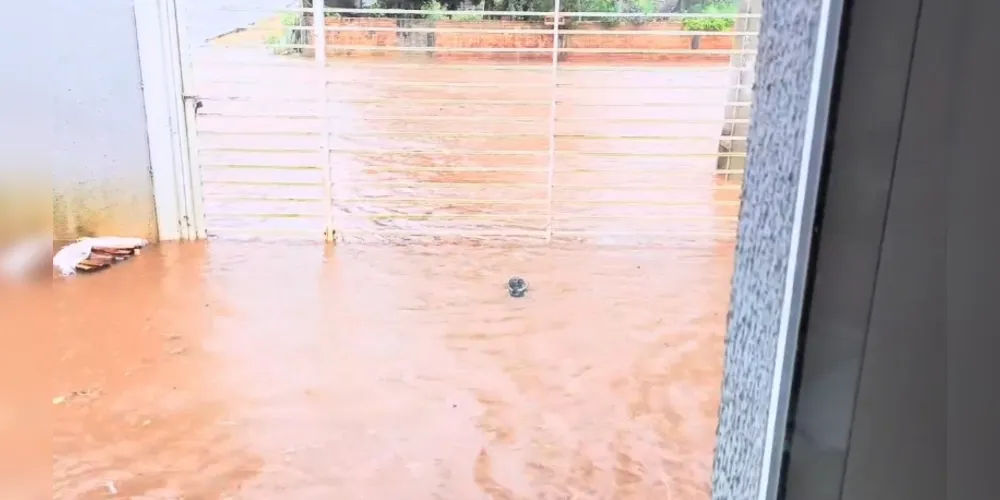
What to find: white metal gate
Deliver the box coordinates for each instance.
[164,1,758,244]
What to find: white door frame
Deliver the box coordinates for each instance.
[134,0,201,241]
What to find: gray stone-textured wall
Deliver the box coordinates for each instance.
[711,0,822,498]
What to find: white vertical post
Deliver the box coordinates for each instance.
[545,1,562,243]
[720,0,761,182]
[313,1,333,242]
[160,0,199,240]
[170,0,206,239]
[134,0,197,241]
[181,97,206,239]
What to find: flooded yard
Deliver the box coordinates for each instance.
[45,239,733,499]
[40,13,745,499]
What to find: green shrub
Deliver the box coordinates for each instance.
[580,0,623,27]
[449,1,485,21]
[268,13,304,55]
[421,0,447,21]
[635,0,657,15]
[265,34,287,55]
[625,0,657,25]
[682,1,738,32]
[562,0,659,27]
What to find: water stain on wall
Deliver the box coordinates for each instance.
[44,1,160,243]
[51,184,158,242]
[1,187,156,244]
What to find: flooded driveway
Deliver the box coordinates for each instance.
[48,240,734,499]
[41,15,744,499]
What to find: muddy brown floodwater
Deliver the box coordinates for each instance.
[41,239,734,499]
[37,26,746,499]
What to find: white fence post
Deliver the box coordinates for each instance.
[720,0,761,181]
[314,1,333,242]
[134,0,199,241]
[545,2,562,243]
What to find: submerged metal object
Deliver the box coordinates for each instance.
[508,276,528,297]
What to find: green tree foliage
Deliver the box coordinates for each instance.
[302,0,739,28]
[680,1,738,32]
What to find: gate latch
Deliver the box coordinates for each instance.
[183,95,203,114]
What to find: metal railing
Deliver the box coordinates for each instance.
[179,3,756,244]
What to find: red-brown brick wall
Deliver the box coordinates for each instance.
[324,19,734,64]
[325,18,397,50]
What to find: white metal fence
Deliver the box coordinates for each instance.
[176,2,758,244]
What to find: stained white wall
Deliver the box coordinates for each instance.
[0,0,158,242]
